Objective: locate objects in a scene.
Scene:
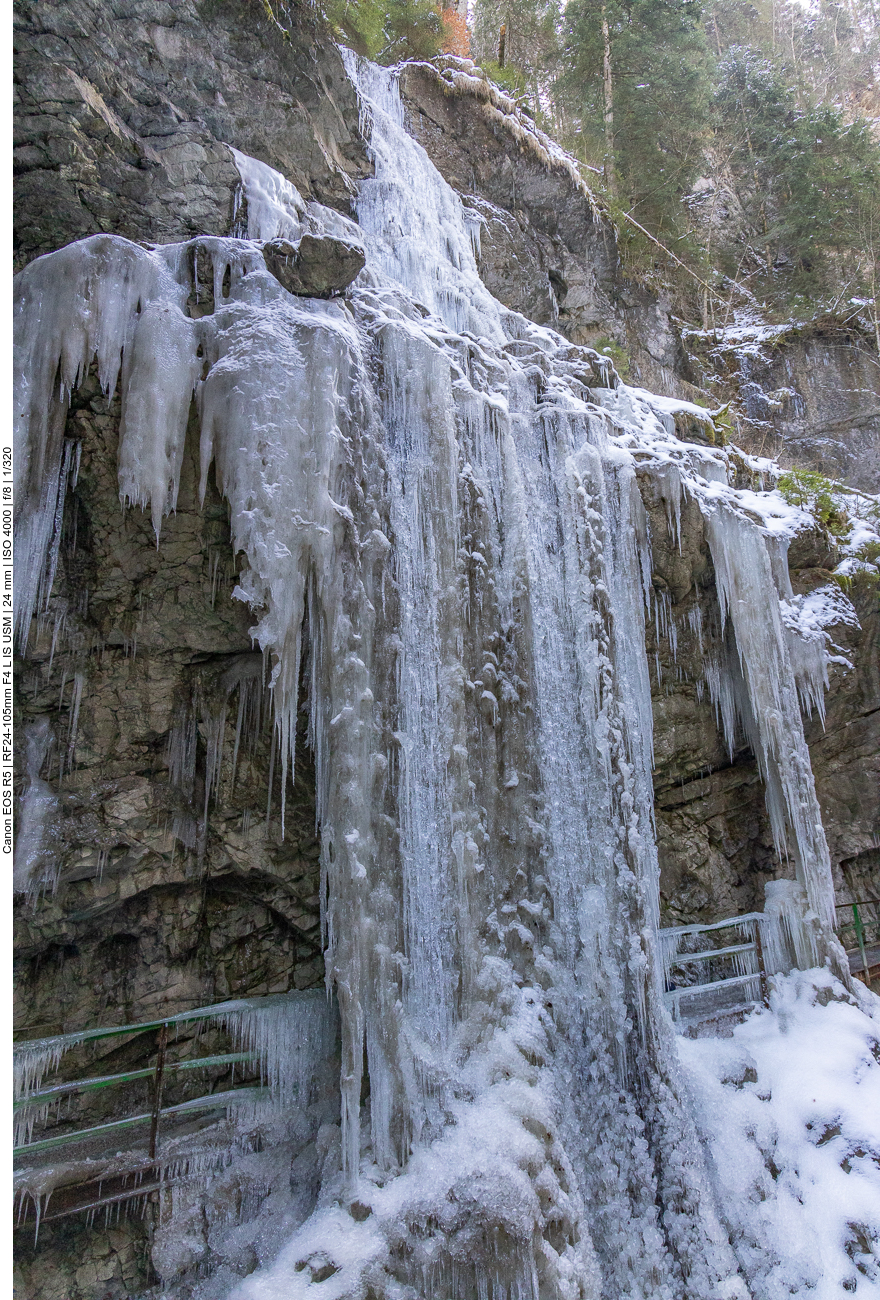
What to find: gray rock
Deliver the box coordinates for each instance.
[400,61,878,489]
[12,16,880,1298]
[13,0,371,270]
[686,322,880,492]
[264,233,365,298]
[398,61,698,397]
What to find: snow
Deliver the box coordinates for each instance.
[779,584,860,713]
[680,970,880,1298]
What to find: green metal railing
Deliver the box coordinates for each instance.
[659,913,770,1024]
[13,990,331,1231]
[12,994,299,1163]
[835,897,879,991]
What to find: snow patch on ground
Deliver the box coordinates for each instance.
[679,970,880,1299]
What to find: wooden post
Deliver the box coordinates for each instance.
[498,24,506,68]
[148,1023,168,1161]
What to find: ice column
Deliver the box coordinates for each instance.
[705,504,840,955]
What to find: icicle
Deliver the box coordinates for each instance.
[217,990,337,1109]
[66,670,85,769]
[16,51,829,1300]
[762,878,820,974]
[704,503,839,944]
[653,588,678,664]
[14,235,195,644]
[704,655,739,761]
[116,299,200,540]
[687,604,703,655]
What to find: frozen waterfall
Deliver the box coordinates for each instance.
[13,52,852,1300]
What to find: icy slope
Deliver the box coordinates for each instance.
[680,971,880,1298]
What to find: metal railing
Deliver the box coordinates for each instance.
[12,993,301,1228]
[660,913,769,1025]
[835,897,879,990]
[661,893,880,1027]
[12,997,280,1160]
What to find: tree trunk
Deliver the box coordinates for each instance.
[601,4,616,195]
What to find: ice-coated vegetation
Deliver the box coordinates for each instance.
[13,51,877,1300]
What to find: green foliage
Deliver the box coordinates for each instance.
[285,0,879,319]
[480,59,529,97]
[471,0,563,111]
[558,0,710,233]
[857,539,880,566]
[322,0,443,61]
[713,46,880,293]
[707,1,880,121]
[777,469,849,535]
[709,401,734,442]
[832,561,879,593]
[591,335,630,379]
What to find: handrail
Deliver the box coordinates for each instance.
[13,989,302,1069]
[14,1052,258,1110]
[12,990,312,1166]
[671,942,755,964]
[835,898,878,990]
[12,988,335,1233]
[14,1087,269,1158]
[665,971,763,1020]
[659,913,766,939]
[660,912,768,1024]
[660,896,878,1024]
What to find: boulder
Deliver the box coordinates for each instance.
[263,233,365,298]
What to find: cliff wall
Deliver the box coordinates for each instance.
[12,7,880,1298]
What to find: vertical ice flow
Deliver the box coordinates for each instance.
[705,505,838,944]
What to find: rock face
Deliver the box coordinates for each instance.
[13,376,328,1299]
[13,0,370,271]
[640,472,880,926]
[263,232,365,297]
[399,61,879,494]
[398,60,697,400]
[686,321,880,492]
[11,9,880,1300]
[12,4,360,1294]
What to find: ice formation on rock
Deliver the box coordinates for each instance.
[13,52,859,1300]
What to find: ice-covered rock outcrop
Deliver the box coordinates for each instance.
[14,52,859,1300]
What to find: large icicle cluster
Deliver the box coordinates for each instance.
[13,51,861,1300]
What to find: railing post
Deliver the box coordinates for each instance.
[148,1023,168,1161]
[853,902,874,991]
[754,921,769,1006]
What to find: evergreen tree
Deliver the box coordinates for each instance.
[558,0,710,232]
[470,0,564,106]
[715,45,880,293]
